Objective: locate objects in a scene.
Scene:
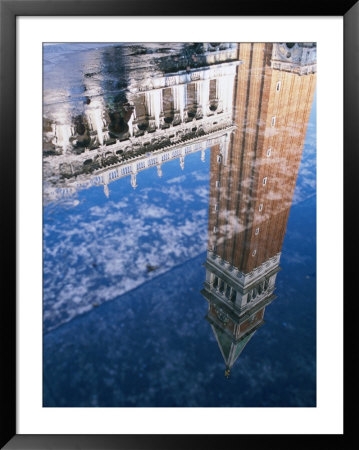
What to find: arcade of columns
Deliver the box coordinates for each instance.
[44,56,241,200]
[45,127,234,201]
[129,61,239,135]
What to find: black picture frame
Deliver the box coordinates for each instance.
[1,1,357,448]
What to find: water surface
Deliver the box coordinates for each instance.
[43,42,316,407]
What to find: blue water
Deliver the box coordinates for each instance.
[43,151,211,333]
[43,45,316,407]
[43,194,315,407]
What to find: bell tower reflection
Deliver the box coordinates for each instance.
[201,43,316,376]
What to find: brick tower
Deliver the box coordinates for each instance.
[201,43,317,376]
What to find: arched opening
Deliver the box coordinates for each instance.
[108,111,129,137]
[225,285,231,298]
[73,115,91,148]
[186,83,197,121]
[209,79,218,112]
[76,122,86,135]
[137,122,148,131]
[162,88,174,126]
[219,279,224,294]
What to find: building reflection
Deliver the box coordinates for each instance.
[43,43,240,200]
[201,43,316,376]
[43,43,316,375]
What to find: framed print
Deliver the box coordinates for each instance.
[1,1,357,448]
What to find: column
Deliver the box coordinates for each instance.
[180,156,185,170]
[217,75,235,113]
[216,77,224,112]
[200,78,210,118]
[146,89,163,130]
[220,74,235,113]
[205,269,213,285]
[103,172,110,198]
[128,112,134,137]
[195,80,201,114]
[86,99,105,145]
[174,84,186,123]
[222,76,230,112]
[131,173,138,189]
[220,132,230,166]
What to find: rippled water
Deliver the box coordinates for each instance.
[43,43,316,407]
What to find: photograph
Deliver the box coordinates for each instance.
[42,42,317,407]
